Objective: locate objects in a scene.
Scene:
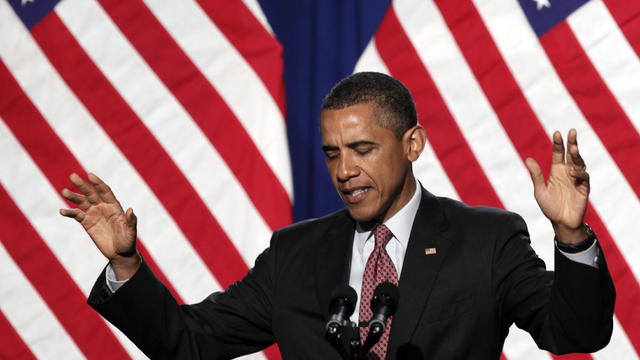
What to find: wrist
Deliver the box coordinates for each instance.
[552,222,589,245]
[555,224,596,253]
[110,252,142,281]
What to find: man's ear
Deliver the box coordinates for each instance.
[403,125,426,162]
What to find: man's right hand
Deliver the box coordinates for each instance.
[60,173,141,280]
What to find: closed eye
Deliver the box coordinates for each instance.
[322,145,339,160]
[350,142,376,156]
[324,151,339,160]
[354,146,373,155]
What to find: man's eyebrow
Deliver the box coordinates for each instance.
[321,145,338,152]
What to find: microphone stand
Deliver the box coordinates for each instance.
[327,320,384,360]
[359,321,384,357]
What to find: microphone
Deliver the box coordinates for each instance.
[325,285,357,338]
[360,282,400,356]
[369,282,399,335]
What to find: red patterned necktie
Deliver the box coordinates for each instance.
[359,224,399,359]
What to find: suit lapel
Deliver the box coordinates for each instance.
[388,188,453,352]
[314,210,356,320]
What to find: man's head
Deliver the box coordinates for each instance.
[320,72,426,224]
[321,72,417,139]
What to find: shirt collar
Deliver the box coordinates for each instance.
[355,178,422,251]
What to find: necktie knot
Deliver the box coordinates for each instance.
[374,224,393,250]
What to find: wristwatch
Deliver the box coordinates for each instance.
[555,224,596,254]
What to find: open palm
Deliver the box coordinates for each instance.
[60,173,137,261]
[526,129,589,242]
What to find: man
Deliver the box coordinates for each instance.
[60,72,614,359]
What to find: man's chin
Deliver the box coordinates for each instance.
[346,207,380,227]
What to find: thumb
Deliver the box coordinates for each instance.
[525,157,545,193]
[125,208,137,227]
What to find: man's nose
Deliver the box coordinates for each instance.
[337,154,359,181]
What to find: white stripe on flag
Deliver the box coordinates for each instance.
[568,0,640,135]
[592,316,638,360]
[0,3,221,304]
[472,0,640,280]
[56,0,272,267]
[354,40,391,74]
[0,122,108,294]
[393,0,556,264]
[142,0,293,199]
[502,325,552,360]
[242,0,275,35]
[0,119,147,359]
[0,240,85,360]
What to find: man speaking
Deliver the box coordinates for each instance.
[60,72,614,359]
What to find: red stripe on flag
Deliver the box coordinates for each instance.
[30,13,249,288]
[96,0,292,231]
[0,59,184,305]
[0,309,36,360]
[0,185,132,359]
[552,353,593,360]
[433,0,550,168]
[602,0,640,60]
[541,28,640,354]
[196,0,287,116]
[431,1,640,355]
[541,22,640,202]
[375,6,503,208]
[583,207,640,356]
[378,4,640,357]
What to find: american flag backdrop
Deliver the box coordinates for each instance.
[0,0,638,359]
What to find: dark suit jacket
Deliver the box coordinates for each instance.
[88,188,615,359]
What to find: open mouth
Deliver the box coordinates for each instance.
[342,187,370,204]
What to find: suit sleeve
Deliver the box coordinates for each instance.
[87,234,280,359]
[493,213,615,354]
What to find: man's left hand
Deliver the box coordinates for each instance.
[525,129,590,244]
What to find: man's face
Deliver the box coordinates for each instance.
[320,102,415,224]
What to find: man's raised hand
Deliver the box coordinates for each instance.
[525,129,590,244]
[59,173,140,279]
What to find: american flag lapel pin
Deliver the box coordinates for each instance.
[425,247,437,255]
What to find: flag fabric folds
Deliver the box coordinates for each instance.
[0,0,638,359]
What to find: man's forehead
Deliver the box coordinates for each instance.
[321,121,396,152]
[320,105,378,130]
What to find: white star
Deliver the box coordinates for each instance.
[532,0,551,11]
[21,0,35,6]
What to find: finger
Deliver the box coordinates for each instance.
[69,173,101,205]
[87,173,119,204]
[59,208,86,223]
[125,208,138,229]
[125,208,137,227]
[551,131,565,165]
[566,129,586,169]
[570,168,590,183]
[525,157,545,192]
[61,188,91,210]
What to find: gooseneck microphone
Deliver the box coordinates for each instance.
[368,282,399,335]
[360,282,400,357]
[325,285,357,338]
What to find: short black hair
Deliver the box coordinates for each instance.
[321,72,418,139]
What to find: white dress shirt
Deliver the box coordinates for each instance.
[348,178,422,317]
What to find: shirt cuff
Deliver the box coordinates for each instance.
[105,264,130,293]
[557,239,600,269]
